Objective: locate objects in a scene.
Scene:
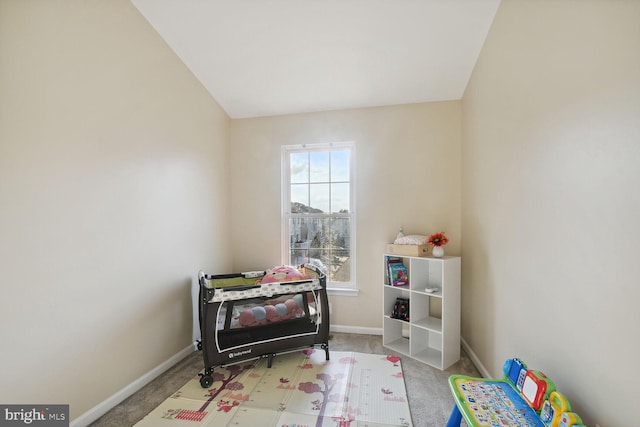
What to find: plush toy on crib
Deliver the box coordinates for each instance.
[258,265,306,284]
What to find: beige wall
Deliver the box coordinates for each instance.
[0,0,231,421]
[461,1,640,425]
[229,103,462,329]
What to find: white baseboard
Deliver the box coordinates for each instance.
[460,336,490,378]
[330,324,382,335]
[70,345,194,427]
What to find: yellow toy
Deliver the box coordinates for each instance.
[540,391,571,427]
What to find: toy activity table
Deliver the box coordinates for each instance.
[446,376,545,427]
[446,358,585,427]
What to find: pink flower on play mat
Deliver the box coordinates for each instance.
[332,415,355,426]
[339,356,357,365]
[277,383,296,390]
[386,355,401,365]
[223,391,249,401]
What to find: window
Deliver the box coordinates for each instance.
[282,142,356,293]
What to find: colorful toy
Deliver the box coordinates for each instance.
[238,300,300,326]
[447,376,545,427]
[540,391,571,427]
[558,412,584,427]
[522,370,555,411]
[446,358,584,427]
[259,265,306,284]
[237,292,308,327]
[503,357,527,391]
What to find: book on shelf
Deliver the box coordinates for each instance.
[386,256,409,287]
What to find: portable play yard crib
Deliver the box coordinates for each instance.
[196,264,330,388]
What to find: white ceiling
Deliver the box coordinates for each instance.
[131,0,501,119]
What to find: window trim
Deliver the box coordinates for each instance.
[281,142,357,293]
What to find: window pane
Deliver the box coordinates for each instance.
[289,200,351,282]
[289,217,330,272]
[289,240,309,267]
[309,151,329,183]
[331,183,349,213]
[330,218,350,251]
[331,150,350,182]
[330,218,350,283]
[310,183,329,213]
[290,184,308,213]
[311,249,350,283]
[291,152,308,184]
[290,217,310,244]
[329,248,351,283]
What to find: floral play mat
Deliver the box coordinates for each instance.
[134,349,412,427]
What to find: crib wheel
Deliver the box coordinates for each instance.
[200,374,213,388]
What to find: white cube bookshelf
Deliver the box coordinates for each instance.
[383,254,461,370]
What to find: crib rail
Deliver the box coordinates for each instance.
[203,278,324,303]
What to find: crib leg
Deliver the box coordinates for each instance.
[321,343,330,360]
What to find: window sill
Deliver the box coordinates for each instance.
[327,287,359,297]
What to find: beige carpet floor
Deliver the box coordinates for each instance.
[90,332,480,427]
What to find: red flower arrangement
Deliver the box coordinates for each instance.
[428,232,449,247]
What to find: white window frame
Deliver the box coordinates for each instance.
[281,142,357,296]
